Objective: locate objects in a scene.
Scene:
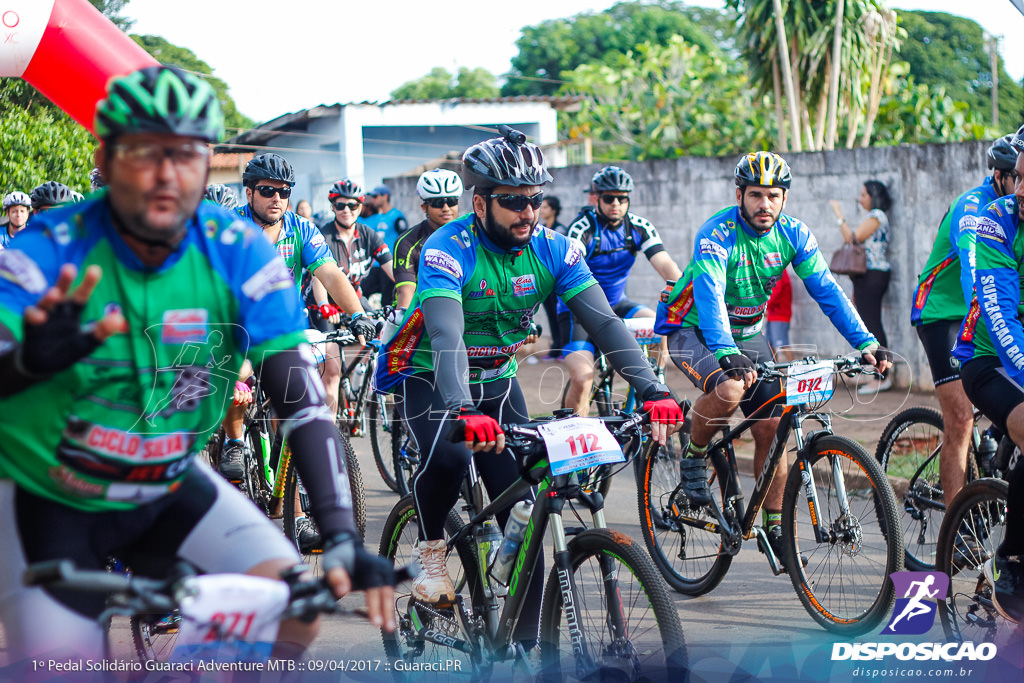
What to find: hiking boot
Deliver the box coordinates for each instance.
[411,539,456,605]
[984,552,1024,623]
[294,516,322,554]
[678,456,713,507]
[765,525,807,572]
[218,440,246,481]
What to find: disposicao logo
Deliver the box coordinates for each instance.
[885,571,948,635]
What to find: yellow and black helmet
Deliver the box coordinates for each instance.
[734,151,792,190]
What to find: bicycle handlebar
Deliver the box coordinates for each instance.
[756,355,876,380]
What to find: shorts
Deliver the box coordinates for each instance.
[667,327,783,417]
[915,320,961,386]
[960,356,1024,435]
[766,321,790,350]
[560,298,648,355]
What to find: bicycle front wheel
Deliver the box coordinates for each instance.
[638,435,733,595]
[539,528,687,681]
[874,406,945,570]
[378,496,480,682]
[131,611,181,662]
[369,393,400,493]
[936,478,1010,643]
[784,435,903,636]
[391,402,419,497]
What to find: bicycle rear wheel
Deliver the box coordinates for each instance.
[783,435,903,635]
[369,394,400,493]
[936,478,1010,643]
[874,406,945,570]
[131,610,181,662]
[539,528,687,681]
[282,430,367,576]
[378,496,480,682]
[638,435,733,595]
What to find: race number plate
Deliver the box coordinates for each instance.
[538,417,625,476]
[785,362,834,406]
[171,573,290,662]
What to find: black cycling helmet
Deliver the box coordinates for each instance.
[328,179,365,201]
[1008,123,1024,155]
[242,153,295,188]
[30,181,76,209]
[204,184,239,210]
[988,134,1019,170]
[734,151,792,190]
[94,65,224,143]
[462,125,552,191]
[591,166,634,193]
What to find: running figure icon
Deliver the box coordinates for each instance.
[887,574,940,632]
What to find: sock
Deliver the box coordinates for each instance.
[684,440,708,460]
[223,438,243,447]
[764,511,782,528]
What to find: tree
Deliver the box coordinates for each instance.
[0,106,96,195]
[559,36,773,161]
[88,0,134,30]
[502,1,721,96]
[130,35,253,133]
[390,67,499,100]
[898,11,1023,130]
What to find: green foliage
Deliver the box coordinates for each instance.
[899,11,1024,130]
[559,36,773,161]
[390,67,499,100]
[130,35,253,133]
[0,106,95,195]
[503,1,722,96]
[88,0,134,31]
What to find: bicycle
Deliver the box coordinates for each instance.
[875,406,1014,570]
[24,559,410,663]
[935,477,1018,643]
[378,411,686,681]
[558,317,671,497]
[639,355,904,636]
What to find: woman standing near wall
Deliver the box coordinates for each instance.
[830,180,893,393]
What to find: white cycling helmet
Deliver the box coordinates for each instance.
[3,191,31,210]
[416,169,464,200]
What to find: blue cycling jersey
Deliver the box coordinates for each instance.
[236,206,334,287]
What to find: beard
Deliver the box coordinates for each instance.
[483,210,535,250]
[739,202,778,234]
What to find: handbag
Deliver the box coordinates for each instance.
[830,240,867,275]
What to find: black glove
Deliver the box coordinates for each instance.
[861,345,893,366]
[322,531,395,590]
[348,313,379,341]
[18,300,103,376]
[718,353,755,378]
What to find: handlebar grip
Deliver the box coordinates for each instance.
[23,560,73,587]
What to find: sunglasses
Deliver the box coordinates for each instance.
[255,185,292,199]
[600,194,630,205]
[488,192,544,212]
[426,197,459,209]
[334,201,361,211]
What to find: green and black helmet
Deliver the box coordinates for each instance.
[94,65,225,143]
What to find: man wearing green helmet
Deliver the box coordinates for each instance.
[0,65,394,661]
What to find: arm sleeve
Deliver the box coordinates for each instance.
[566,286,665,397]
[690,231,739,358]
[258,348,357,538]
[420,296,472,409]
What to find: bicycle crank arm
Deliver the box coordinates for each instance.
[408,603,475,654]
[752,526,786,576]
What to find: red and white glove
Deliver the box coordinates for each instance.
[319,303,342,319]
[641,388,685,426]
[451,407,503,447]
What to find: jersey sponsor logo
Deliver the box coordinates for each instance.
[309,231,326,248]
[467,279,496,299]
[52,221,73,245]
[698,238,728,260]
[957,215,978,232]
[665,282,694,324]
[711,225,730,241]
[976,218,1006,242]
[802,232,819,255]
[161,309,209,345]
[79,424,192,462]
[220,221,248,245]
[511,274,538,297]
[48,465,104,497]
[763,252,783,268]
[277,241,294,260]
[735,251,751,266]
[731,302,767,318]
[452,229,472,249]
[423,248,463,278]
[960,300,981,342]
[564,242,583,267]
[0,248,47,294]
[466,340,526,358]
[979,273,1024,370]
[242,258,292,301]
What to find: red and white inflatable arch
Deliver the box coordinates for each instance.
[1,0,157,134]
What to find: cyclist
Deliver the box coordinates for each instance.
[375,128,684,651]
[392,168,464,309]
[30,181,80,213]
[911,134,1020,507]
[655,151,892,569]
[362,184,407,306]
[204,183,240,210]
[2,191,31,248]
[89,168,105,193]
[952,124,1024,622]
[561,166,682,415]
[0,66,394,661]
[226,154,374,484]
[305,179,393,429]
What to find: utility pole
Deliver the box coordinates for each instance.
[985,33,1000,128]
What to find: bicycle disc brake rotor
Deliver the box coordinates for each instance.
[833,513,864,557]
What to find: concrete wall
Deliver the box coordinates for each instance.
[387,141,993,389]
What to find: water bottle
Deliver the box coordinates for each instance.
[380,307,406,344]
[476,519,502,587]
[977,429,999,475]
[490,501,534,585]
[351,361,368,396]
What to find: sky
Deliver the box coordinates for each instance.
[122,0,1024,126]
